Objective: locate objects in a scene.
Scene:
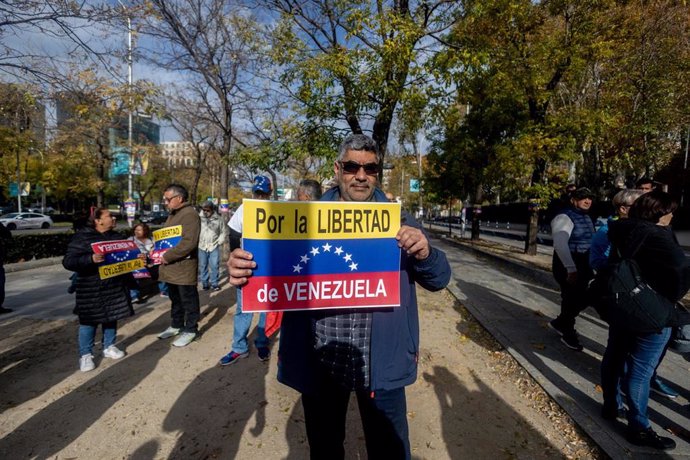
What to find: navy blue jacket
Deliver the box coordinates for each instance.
[277,187,452,394]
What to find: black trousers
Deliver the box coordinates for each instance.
[301,372,410,460]
[168,283,200,333]
[552,251,593,331]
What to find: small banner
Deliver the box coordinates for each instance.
[91,240,145,280]
[150,225,182,265]
[241,199,401,313]
[132,267,151,279]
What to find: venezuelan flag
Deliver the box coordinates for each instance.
[241,200,401,312]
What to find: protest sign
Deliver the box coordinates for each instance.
[150,225,182,265]
[91,240,145,280]
[242,199,401,312]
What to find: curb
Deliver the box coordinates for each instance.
[4,256,63,273]
[430,230,558,290]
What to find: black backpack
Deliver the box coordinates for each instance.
[601,232,676,334]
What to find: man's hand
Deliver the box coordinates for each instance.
[227,248,256,286]
[396,225,430,260]
[566,271,578,285]
[92,253,105,263]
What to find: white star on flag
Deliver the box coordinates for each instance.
[349,262,358,271]
[310,247,320,256]
[300,254,310,264]
[322,243,332,252]
[293,264,303,273]
[334,246,343,255]
[343,253,352,262]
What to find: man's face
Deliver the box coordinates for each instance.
[572,197,592,211]
[163,190,183,211]
[334,149,379,202]
[638,183,654,193]
[202,207,213,216]
[297,190,310,201]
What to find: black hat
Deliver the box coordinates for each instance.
[571,187,594,200]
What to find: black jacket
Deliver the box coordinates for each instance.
[608,219,690,303]
[63,227,134,325]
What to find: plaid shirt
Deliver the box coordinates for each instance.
[314,309,372,390]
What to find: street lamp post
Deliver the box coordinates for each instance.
[118,0,134,227]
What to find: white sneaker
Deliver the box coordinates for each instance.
[79,354,95,372]
[172,332,196,347]
[158,327,181,340]
[103,345,125,359]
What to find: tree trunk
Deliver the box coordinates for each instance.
[471,184,483,240]
[524,201,539,255]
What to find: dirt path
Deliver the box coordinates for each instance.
[0,286,600,459]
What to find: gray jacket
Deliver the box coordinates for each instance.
[198,212,226,252]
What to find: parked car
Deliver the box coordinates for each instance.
[0,212,53,230]
[140,211,169,224]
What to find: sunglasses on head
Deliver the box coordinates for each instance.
[339,161,380,176]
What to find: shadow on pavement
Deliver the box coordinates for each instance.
[0,318,77,414]
[162,324,270,459]
[424,365,563,458]
[0,309,172,458]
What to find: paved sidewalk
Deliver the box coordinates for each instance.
[434,234,690,459]
[5,237,689,458]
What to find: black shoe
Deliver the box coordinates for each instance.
[0,307,12,314]
[626,427,676,450]
[202,285,210,291]
[67,284,76,294]
[257,346,271,362]
[560,332,583,351]
[601,406,627,421]
[548,319,567,336]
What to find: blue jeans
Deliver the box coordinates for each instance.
[626,327,672,430]
[231,289,268,354]
[302,370,410,459]
[130,280,141,300]
[159,282,169,295]
[78,322,117,357]
[198,247,220,288]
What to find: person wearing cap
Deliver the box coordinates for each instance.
[198,201,226,291]
[549,186,595,351]
[218,176,273,365]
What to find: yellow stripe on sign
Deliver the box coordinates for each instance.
[242,199,401,240]
[98,259,145,280]
[153,225,182,241]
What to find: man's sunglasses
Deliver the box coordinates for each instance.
[339,161,380,176]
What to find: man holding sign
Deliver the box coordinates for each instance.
[228,134,451,459]
[157,184,201,348]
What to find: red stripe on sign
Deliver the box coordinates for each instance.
[242,271,400,312]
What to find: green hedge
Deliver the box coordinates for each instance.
[6,230,132,264]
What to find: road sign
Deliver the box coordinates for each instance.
[9,182,30,197]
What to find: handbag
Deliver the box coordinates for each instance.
[601,231,676,334]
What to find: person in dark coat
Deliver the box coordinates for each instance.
[63,208,134,372]
[602,191,690,450]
